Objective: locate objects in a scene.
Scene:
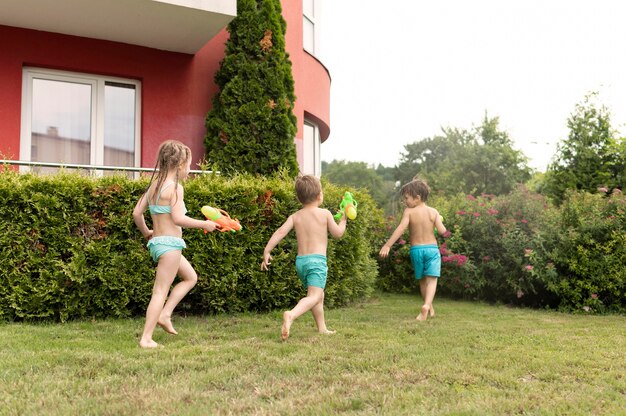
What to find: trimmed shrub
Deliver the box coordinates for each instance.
[0,170,380,321]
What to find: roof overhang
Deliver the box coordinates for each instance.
[0,0,237,54]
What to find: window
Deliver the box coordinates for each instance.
[20,68,141,174]
[303,0,316,54]
[303,120,321,176]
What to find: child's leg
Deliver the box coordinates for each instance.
[282,286,324,340]
[417,276,438,321]
[418,279,435,317]
[311,290,335,334]
[158,255,198,335]
[140,251,181,348]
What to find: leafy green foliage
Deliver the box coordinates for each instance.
[0,170,380,321]
[396,115,532,195]
[322,160,397,214]
[204,0,298,176]
[376,186,626,313]
[543,92,624,203]
[527,189,626,312]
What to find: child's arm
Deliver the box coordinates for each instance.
[170,185,218,232]
[132,192,153,240]
[379,209,410,258]
[434,210,447,236]
[327,209,347,239]
[261,215,294,270]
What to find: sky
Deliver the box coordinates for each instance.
[317,0,626,171]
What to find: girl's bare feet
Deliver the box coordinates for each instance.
[157,315,178,335]
[139,339,160,349]
[429,305,435,317]
[281,311,293,341]
[319,329,336,335]
[416,305,430,321]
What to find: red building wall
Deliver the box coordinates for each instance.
[0,0,330,171]
[0,24,227,168]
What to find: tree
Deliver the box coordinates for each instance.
[322,160,396,213]
[396,115,531,195]
[543,93,621,202]
[204,0,298,176]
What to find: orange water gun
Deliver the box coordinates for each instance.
[201,206,243,233]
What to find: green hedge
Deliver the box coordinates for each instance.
[0,170,381,321]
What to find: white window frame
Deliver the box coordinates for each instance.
[20,67,141,171]
[303,120,321,177]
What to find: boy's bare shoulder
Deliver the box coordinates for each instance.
[292,206,330,219]
[406,204,437,220]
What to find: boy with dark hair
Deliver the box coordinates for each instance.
[380,178,447,321]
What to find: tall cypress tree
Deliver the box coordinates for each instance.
[205,0,298,176]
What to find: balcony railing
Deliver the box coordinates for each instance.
[0,160,217,175]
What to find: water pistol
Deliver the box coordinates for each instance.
[333,191,358,221]
[201,206,243,233]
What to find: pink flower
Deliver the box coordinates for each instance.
[398,239,406,245]
[457,210,466,215]
[521,219,528,224]
[598,187,608,193]
[613,188,622,194]
[482,255,491,262]
[466,195,476,201]
[524,249,533,257]
[487,208,499,215]
[439,245,449,255]
[455,255,468,266]
[524,265,533,271]
[473,212,480,217]
[591,293,598,299]
[443,231,452,238]
[516,290,524,298]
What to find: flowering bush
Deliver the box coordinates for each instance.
[527,189,626,313]
[376,185,625,313]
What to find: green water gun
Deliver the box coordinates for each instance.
[333,191,358,221]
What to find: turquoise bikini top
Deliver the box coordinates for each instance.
[148,182,187,215]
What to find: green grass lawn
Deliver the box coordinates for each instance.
[1,293,624,415]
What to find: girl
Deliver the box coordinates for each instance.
[133,140,218,348]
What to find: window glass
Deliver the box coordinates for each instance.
[303,0,314,18]
[31,78,91,167]
[303,0,315,54]
[303,16,315,54]
[22,68,140,175]
[303,121,321,176]
[104,82,136,168]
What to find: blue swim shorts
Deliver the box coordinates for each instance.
[146,236,186,262]
[409,244,441,280]
[295,254,328,289]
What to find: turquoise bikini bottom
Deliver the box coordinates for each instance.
[146,236,186,262]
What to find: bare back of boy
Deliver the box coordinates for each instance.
[292,206,339,256]
[406,204,440,246]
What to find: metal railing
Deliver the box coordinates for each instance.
[0,160,217,175]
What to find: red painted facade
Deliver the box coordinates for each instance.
[0,0,330,171]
